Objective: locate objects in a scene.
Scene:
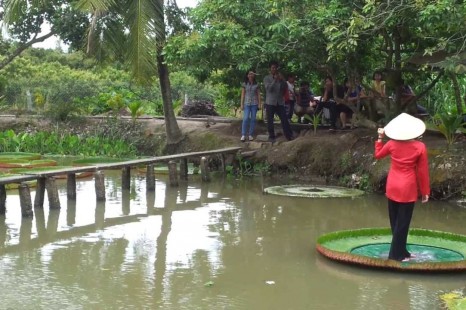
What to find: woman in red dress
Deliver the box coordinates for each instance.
[375,113,430,262]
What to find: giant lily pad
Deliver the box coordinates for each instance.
[264,184,364,198]
[0,152,41,160]
[0,159,57,168]
[316,228,466,271]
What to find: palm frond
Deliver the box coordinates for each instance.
[75,0,116,12]
[3,0,27,24]
[125,0,163,82]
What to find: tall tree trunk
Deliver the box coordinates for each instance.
[449,72,464,115]
[157,50,183,146]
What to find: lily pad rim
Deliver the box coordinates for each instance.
[316,227,466,271]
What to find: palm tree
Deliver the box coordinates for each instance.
[4,0,183,146]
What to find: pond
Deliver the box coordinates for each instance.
[0,171,465,309]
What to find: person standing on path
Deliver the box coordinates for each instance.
[263,61,293,142]
[240,70,262,142]
[374,113,430,262]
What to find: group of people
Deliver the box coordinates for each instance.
[240,62,403,142]
[240,62,431,263]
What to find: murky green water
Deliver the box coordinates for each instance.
[0,172,465,309]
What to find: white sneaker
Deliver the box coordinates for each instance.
[248,135,254,141]
[240,136,246,142]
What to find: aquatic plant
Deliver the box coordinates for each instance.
[432,113,465,148]
[440,291,466,310]
[0,130,137,157]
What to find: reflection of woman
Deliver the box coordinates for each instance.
[374,113,430,262]
[240,70,262,142]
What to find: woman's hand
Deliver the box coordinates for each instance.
[377,128,384,139]
[421,195,429,203]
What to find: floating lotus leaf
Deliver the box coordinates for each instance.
[0,159,57,168]
[0,152,41,160]
[264,184,364,198]
[316,228,466,271]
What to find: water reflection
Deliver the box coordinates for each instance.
[0,174,464,309]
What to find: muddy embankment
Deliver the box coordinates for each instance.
[1,115,465,206]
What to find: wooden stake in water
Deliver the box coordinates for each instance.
[146,164,155,191]
[67,173,77,200]
[200,156,210,182]
[0,185,6,215]
[95,171,106,201]
[122,167,131,190]
[34,177,46,208]
[46,177,61,209]
[168,161,179,187]
[19,183,34,217]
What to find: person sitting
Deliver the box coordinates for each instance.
[344,77,367,111]
[400,79,428,116]
[314,76,349,130]
[294,81,315,123]
[371,71,386,97]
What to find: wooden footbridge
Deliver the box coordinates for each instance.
[0,147,241,218]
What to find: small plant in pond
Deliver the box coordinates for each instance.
[432,113,465,148]
[440,290,466,310]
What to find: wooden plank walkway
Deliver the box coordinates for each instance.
[0,146,242,218]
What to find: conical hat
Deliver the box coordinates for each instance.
[384,113,426,140]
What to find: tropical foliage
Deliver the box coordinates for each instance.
[0,0,465,129]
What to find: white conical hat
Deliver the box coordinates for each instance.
[384,113,426,140]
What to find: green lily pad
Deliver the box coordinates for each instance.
[264,184,365,198]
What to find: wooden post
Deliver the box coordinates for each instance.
[168,161,178,187]
[0,185,6,215]
[18,183,33,217]
[122,166,131,190]
[95,171,106,201]
[200,156,210,182]
[67,173,77,200]
[46,177,61,210]
[180,158,188,180]
[146,164,155,191]
[34,177,46,208]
